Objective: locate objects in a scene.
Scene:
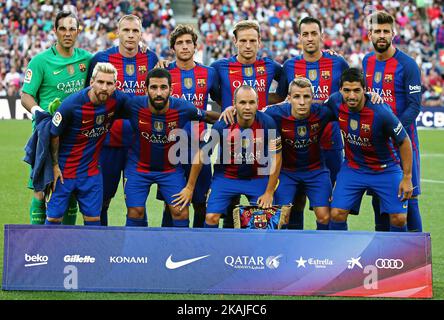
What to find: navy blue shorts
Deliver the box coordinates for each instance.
[100,146,128,201]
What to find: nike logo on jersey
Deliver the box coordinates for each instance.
[366,74,373,77]
[281,129,293,133]
[338,117,347,122]
[82,119,93,124]
[229,70,240,74]
[139,120,150,124]
[165,254,210,269]
[53,69,63,75]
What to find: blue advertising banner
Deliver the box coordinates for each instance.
[2,225,433,298]
[416,107,444,128]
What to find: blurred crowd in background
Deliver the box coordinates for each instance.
[1,0,443,107]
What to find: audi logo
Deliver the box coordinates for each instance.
[375,259,404,269]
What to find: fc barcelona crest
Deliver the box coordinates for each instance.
[126,64,135,76]
[245,67,253,77]
[184,78,193,89]
[154,121,164,132]
[257,66,265,75]
[297,126,307,137]
[321,70,330,80]
[308,70,317,81]
[79,63,86,72]
[311,123,320,132]
[96,115,105,125]
[67,65,75,75]
[361,123,370,132]
[197,78,206,88]
[384,74,393,83]
[138,65,147,74]
[350,119,358,131]
[253,214,268,229]
[374,72,382,83]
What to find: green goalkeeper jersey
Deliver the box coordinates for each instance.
[22,45,92,111]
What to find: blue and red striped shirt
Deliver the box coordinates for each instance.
[202,112,281,179]
[325,92,408,173]
[362,48,422,152]
[125,97,206,173]
[210,55,282,111]
[50,88,127,178]
[277,51,348,150]
[87,46,159,147]
[263,102,331,172]
[167,61,219,141]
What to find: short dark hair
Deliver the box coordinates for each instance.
[233,85,258,105]
[298,16,322,33]
[146,68,172,87]
[340,68,365,89]
[54,11,80,30]
[169,24,198,49]
[367,11,395,31]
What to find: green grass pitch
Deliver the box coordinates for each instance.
[0,120,442,300]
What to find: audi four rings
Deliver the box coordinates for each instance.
[375,259,404,269]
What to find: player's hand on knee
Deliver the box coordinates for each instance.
[172,186,194,211]
[399,177,413,201]
[52,164,64,192]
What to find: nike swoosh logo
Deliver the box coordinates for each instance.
[338,117,346,122]
[82,119,93,124]
[281,129,293,132]
[229,70,239,74]
[366,74,372,77]
[139,120,149,124]
[53,69,63,75]
[165,254,210,269]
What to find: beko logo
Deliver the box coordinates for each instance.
[24,253,48,267]
[109,256,148,264]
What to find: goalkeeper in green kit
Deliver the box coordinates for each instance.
[21,11,92,225]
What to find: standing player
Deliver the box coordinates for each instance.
[46,63,126,225]
[326,68,413,232]
[21,11,92,225]
[276,17,349,229]
[86,14,159,226]
[159,25,219,228]
[173,85,282,228]
[122,68,220,228]
[210,20,283,228]
[363,11,422,232]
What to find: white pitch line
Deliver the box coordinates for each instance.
[421,179,444,184]
[421,154,444,157]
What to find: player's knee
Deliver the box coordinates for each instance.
[330,208,348,222]
[205,213,220,225]
[127,207,145,219]
[34,191,45,201]
[315,207,330,224]
[83,215,100,222]
[169,206,189,220]
[390,214,407,227]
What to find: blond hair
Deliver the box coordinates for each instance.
[288,77,313,95]
[91,62,118,82]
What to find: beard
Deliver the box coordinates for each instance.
[149,95,168,110]
[372,39,391,53]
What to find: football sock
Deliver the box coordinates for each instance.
[161,206,173,227]
[30,196,46,225]
[100,205,109,226]
[390,224,407,232]
[204,221,218,228]
[172,219,189,228]
[289,210,304,230]
[84,220,101,226]
[407,198,422,232]
[329,220,348,230]
[316,221,329,230]
[126,216,148,227]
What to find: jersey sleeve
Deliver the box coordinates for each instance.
[208,67,221,104]
[147,50,159,69]
[272,59,283,82]
[399,60,422,127]
[276,61,290,98]
[85,52,101,85]
[323,92,341,121]
[263,114,282,154]
[186,100,207,121]
[114,91,132,119]
[200,119,225,150]
[22,55,44,98]
[209,61,222,103]
[339,55,350,72]
[50,97,74,136]
[381,105,408,145]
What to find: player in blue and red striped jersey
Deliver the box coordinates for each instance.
[264,78,332,230]
[123,68,220,228]
[211,20,283,111]
[276,17,349,230]
[46,63,127,225]
[326,68,414,232]
[362,11,422,232]
[86,14,159,226]
[210,20,283,228]
[158,25,220,228]
[173,85,282,228]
